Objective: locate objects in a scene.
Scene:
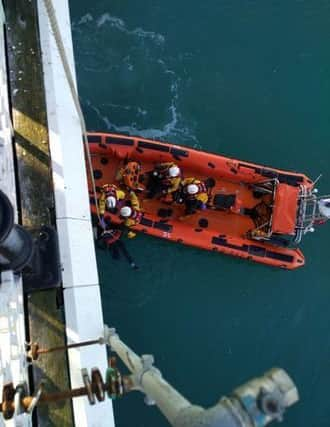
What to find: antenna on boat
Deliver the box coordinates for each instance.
[312,174,322,187]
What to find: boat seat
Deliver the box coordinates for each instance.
[213,194,236,210]
[157,208,173,218]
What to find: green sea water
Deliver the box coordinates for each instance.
[69,2,330,426]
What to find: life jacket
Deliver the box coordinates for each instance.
[162,175,180,188]
[121,161,144,190]
[183,180,207,200]
[102,184,118,200]
[159,164,181,187]
[99,229,122,247]
[121,209,143,225]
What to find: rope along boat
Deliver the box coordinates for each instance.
[87,132,329,269]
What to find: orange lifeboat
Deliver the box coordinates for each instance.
[87,132,329,269]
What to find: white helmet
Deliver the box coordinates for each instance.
[318,198,330,218]
[187,184,199,195]
[168,165,180,178]
[106,196,117,209]
[120,206,132,218]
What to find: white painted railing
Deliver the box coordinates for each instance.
[37,1,115,426]
[0,11,31,427]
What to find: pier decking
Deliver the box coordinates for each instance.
[0,5,29,426]
[1,0,114,425]
[3,0,73,425]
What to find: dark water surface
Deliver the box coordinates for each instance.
[70,2,330,426]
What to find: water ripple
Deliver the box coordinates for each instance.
[73,11,198,145]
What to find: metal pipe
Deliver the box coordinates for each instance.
[0,190,33,271]
[173,368,299,427]
[105,327,192,424]
[105,326,299,427]
[0,385,95,415]
[29,337,104,360]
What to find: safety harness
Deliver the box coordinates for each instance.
[98,229,122,246]
[102,184,118,199]
[121,209,143,225]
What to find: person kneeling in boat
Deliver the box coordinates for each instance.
[116,161,145,192]
[99,184,126,214]
[119,191,144,238]
[181,178,209,215]
[147,162,182,200]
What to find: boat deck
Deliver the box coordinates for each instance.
[88,133,306,269]
[92,152,258,238]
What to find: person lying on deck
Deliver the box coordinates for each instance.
[181,178,209,215]
[147,162,182,199]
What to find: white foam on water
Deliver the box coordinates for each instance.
[157,59,176,75]
[137,107,147,116]
[88,100,175,139]
[124,55,134,71]
[87,95,197,144]
[77,13,93,25]
[96,14,124,29]
[74,11,198,145]
[84,60,198,143]
[93,13,165,45]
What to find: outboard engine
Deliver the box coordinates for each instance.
[318,198,330,219]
